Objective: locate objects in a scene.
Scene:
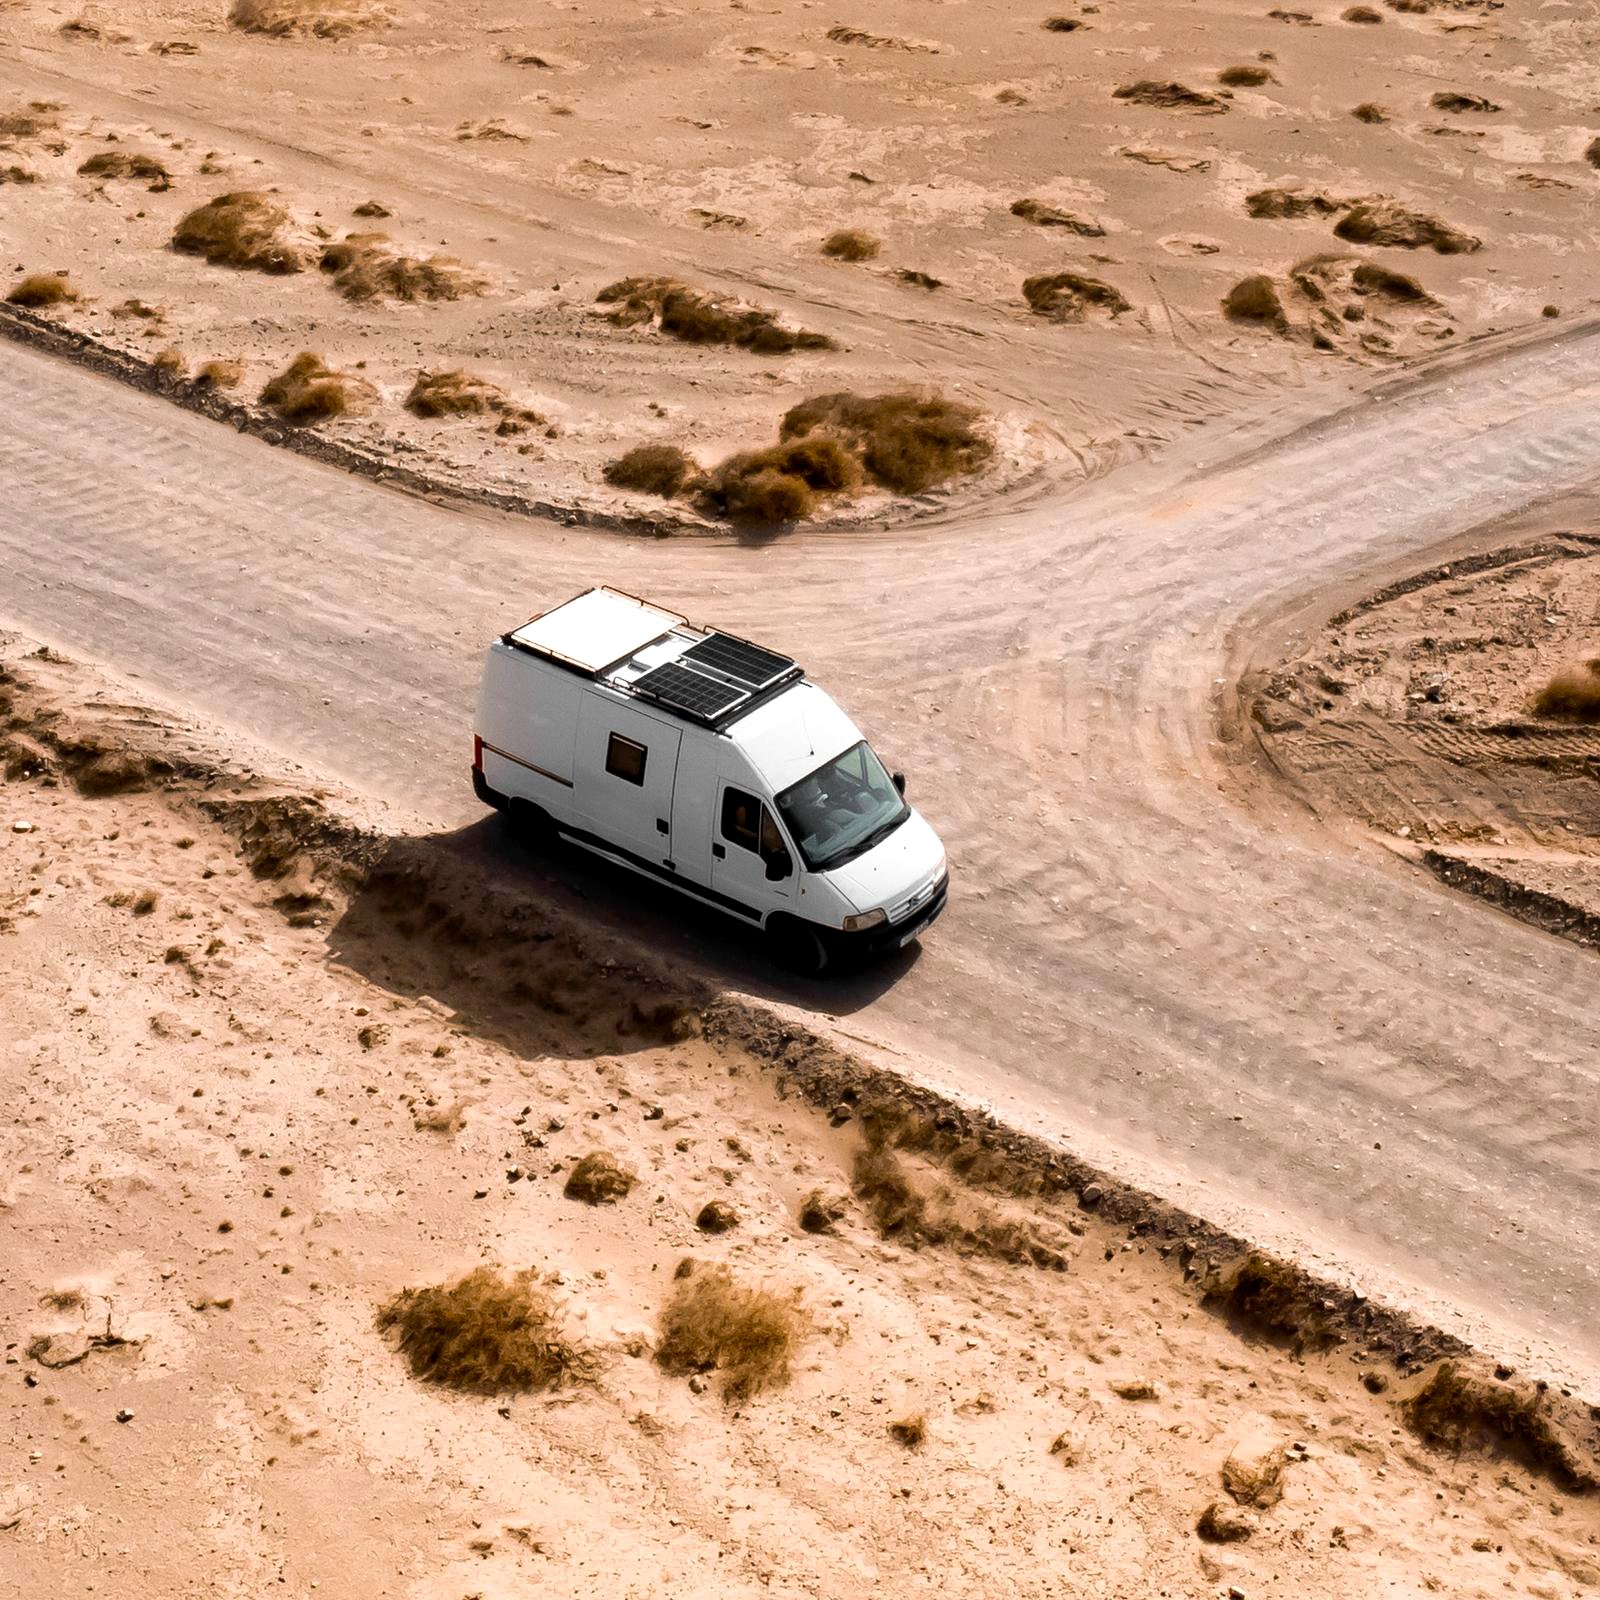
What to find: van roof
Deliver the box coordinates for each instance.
[728,680,862,793]
[506,586,807,732]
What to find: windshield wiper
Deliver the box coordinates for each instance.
[820,808,908,870]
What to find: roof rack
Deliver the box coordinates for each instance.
[504,586,686,676]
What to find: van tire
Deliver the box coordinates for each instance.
[507,797,556,851]
[766,915,831,977]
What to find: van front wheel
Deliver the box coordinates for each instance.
[766,916,832,977]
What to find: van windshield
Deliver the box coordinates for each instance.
[775,741,908,872]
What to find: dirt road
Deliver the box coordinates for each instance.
[3,330,1598,1387]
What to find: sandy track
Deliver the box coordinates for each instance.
[2,329,1598,1388]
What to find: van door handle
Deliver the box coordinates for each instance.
[656,818,669,834]
[712,843,725,859]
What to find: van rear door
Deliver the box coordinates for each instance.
[575,695,683,876]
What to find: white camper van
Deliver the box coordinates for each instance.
[473,587,947,972]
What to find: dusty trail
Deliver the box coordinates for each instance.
[3,331,1598,1387]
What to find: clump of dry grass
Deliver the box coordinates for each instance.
[1431,90,1498,113]
[781,390,994,494]
[697,437,859,524]
[850,1143,1070,1268]
[404,369,541,425]
[6,273,79,308]
[597,276,834,354]
[896,268,942,290]
[1043,15,1085,30]
[1113,80,1228,113]
[1334,200,1480,254]
[259,351,374,424]
[78,150,171,190]
[1246,184,1348,219]
[377,1266,599,1395]
[1343,4,1382,21]
[1022,271,1131,323]
[228,0,384,38]
[821,228,880,261]
[1010,198,1104,236]
[888,1414,927,1448]
[1218,64,1275,86]
[1351,102,1388,123]
[319,234,487,303]
[152,346,188,378]
[1203,1252,1337,1351]
[352,198,391,218]
[111,297,165,322]
[1223,275,1287,330]
[656,1259,804,1402]
[1403,1362,1597,1491]
[172,191,307,274]
[604,443,700,499]
[1532,658,1600,723]
[195,358,244,389]
[1350,262,1432,302]
[563,1151,636,1204]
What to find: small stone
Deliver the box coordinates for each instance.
[1110,1378,1158,1400]
[505,1166,523,1183]
[1079,1183,1103,1208]
[695,1199,739,1234]
[11,820,35,834]
[114,1408,135,1424]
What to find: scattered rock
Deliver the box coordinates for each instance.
[798,1189,847,1234]
[1431,90,1500,114]
[1010,198,1105,236]
[563,1151,636,1204]
[695,1199,739,1233]
[1110,1377,1158,1400]
[1334,200,1480,254]
[1113,80,1228,114]
[1222,1432,1288,1507]
[1197,1500,1255,1542]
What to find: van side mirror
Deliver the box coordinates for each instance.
[892,772,906,797]
[764,849,794,882]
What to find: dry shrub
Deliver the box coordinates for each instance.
[1403,1362,1597,1491]
[779,390,993,495]
[851,1144,1069,1268]
[404,369,540,424]
[563,1150,636,1204]
[1431,90,1499,114]
[1351,262,1432,302]
[1334,200,1480,254]
[1218,64,1275,86]
[319,234,485,303]
[598,276,833,354]
[1022,270,1131,322]
[1043,15,1085,30]
[352,199,390,218]
[377,1266,598,1395]
[1246,184,1348,219]
[172,191,307,274]
[888,1414,926,1448]
[195,358,244,389]
[656,1259,803,1402]
[821,228,880,261]
[896,268,942,290]
[1342,5,1382,20]
[1113,80,1227,113]
[1351,102,1389,123]
[1010,197,1104,236]
[259,352,374,424]
[1223,275,1287,329]
[152,346,188,378]
[1532,658,1600,723]
[697,453,818,525]
[695,1199,739,1234]
[228,0,384,38]
[1203,1252,1337,1351]
[604,443,700,498]
[78,150,170,189]
[6,273,78,308]
[111,300,163,324]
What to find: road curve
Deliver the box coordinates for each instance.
[3,332,1597,1386]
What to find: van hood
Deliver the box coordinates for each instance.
[820,808,945,919]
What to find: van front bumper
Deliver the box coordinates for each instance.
[842,872,949,956]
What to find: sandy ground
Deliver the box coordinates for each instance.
[1250,492,1600,940]
[5,641,1600,1600]
[3,0,1599,518]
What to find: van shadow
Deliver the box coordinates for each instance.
[321,814,915,1062]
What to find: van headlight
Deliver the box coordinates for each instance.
[842,908,887,933]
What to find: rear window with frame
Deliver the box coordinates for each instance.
[605,733,648,786]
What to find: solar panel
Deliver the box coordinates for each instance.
[681,632,795,690]
[632,661,747,723]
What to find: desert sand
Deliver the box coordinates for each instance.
[3,0,1598,522]
[5,639,1600,1599]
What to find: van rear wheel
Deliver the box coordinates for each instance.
[507,797,556,852]
[766,916,831,977]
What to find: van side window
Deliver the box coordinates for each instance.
[605,733,648,786]
[720,787,761,852]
